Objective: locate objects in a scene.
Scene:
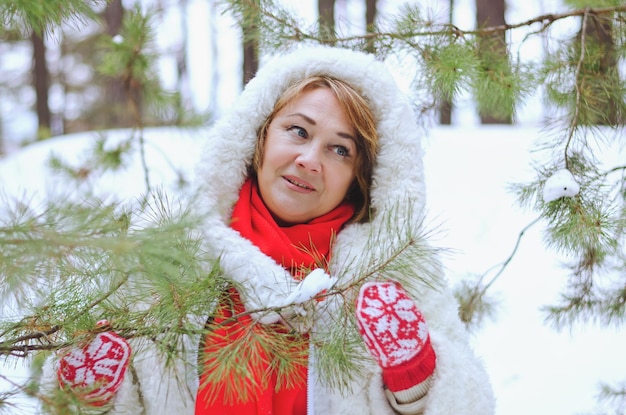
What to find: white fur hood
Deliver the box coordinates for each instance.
[197,46,426,219]
[194,46,432,314]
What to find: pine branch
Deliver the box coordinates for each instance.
[456,216,541,328]
[0,191,218,358]
[565,9,590,169]
[485,217,542,293]
[0,371,58,411]
[597,381,626,412]
[224,0,626,51]
[463,5,626,36]
[207,233,433,327]
[543,267,626,329]
[0,0,102,35]
[199,316,308,405]
[510,136,625,331]
[1,274,129,356]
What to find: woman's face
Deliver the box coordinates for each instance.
[257,87,357,225]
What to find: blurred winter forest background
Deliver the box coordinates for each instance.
[1,0,625,414]
[3,0,625,150]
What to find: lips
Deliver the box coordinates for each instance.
[284,176,314,190]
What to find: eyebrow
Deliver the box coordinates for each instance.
[286,112,356,142]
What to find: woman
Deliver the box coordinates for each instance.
[45,46,494,415]
[191,46,494,415]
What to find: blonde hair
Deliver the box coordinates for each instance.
[251,76,378,223]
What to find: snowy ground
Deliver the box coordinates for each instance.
[1,125,625,415]
[421,127,626,415]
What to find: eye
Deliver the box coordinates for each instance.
[333,145,350,158]
[288,126,307,138]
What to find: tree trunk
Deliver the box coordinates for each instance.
[242,37,259,86]
[318,0,336,43]
[439,0,454,125]
[31,30,51,139]
[102,0,136,128]
[103,0,123,36]
[242,0,260,86]
[364,0,377,53]
[439,101,452,125]
[476,0,511,124]
[176,0,190,124]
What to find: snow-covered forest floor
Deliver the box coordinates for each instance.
[1,125,625,415]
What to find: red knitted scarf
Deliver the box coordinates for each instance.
[231,178,355,278]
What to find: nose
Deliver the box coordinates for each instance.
[295,143,322,173]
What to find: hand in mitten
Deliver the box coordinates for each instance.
[356,281,436,403]
[283,268,336,306]
[251,269,335,325]
[57,320,131,407]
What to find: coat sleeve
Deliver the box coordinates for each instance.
[313,223,495,415]
[39,335,199,415]
[199,214,298,322]
[412,286,495,415]
[385,388,429,415]
[311,282,495,415]
[383,255,495,415]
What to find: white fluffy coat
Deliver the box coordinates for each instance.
[190,46,495,415]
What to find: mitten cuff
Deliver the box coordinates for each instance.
[391,375,434,404]
[382,336,436,393]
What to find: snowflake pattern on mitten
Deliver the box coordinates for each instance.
[57,323,131,406]
[356,281,429,368]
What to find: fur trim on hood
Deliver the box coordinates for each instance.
[194,46,430,315]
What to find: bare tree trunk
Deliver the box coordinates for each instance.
[103,0,123,36]
[31,30,51,139]
[242,0,260,86]
[242,37,259,86]
[176,0,190,124]
[439,101,452,125]
[476,0,511,124]
[318,0,336,43]
[364,0,377,53]
[103,0,136,128]
[439,0,454,125]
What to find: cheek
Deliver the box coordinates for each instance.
[334,167,356,195]
[257,143,276,173]
[261,146,286,171]
[262,132,292,164]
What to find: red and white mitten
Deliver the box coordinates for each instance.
[356,281,436,401]
[57,320,131,406]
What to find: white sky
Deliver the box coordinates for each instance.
[2,1,626,415]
